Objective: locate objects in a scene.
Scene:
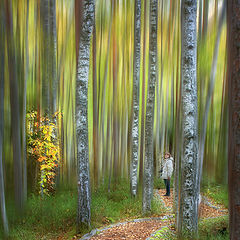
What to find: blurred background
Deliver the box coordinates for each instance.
[0,0,227,238]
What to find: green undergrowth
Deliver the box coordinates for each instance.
[0,189,77,240]
[152,216,229,240]
[202,182,228,208]
[198,215,229,239]
[0,179,165,239]
[91,178,164,228]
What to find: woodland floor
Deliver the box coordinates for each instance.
[78,189,228,240]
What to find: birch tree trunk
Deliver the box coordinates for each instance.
[142,0,158,214]
[227,0,240,238]
[0,3,9,236]
[130,0,141,197]
[178,0,199,237]
[76,0,95,231]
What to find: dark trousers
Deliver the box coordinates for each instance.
[164,179,170,196]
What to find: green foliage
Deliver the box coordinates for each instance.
[199,216,229,239]
[91,179,165,228]
[26,111,61,195]
[202,181,228,208]
[0,189,76,240]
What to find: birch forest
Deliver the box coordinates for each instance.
[0,0,239,239]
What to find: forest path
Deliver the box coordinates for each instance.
[79,189,228,240]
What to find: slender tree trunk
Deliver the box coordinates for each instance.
[92,22,99,189]
[178,0,199,237]
[23,0,29,203]
[76,0,95,231]
[6,0,24,211]
[130,0,141,197]
[49,0,57,115]
[142,0,158,214]
[139,0,147,184]
[40,0,50,116]
[202,0,209,39]
[227,0,240,238]
[75,0,83,65]
[0,3,9,236]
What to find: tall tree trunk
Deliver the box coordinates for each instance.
[178,0,199,237]
[202,0,209,39]
[23,0,29,203]
[142,0,158,214]
[0,3,9,236]
[40,0,50,116]
[197,1,226,196]
[139,0,147,186]
[227,0,240,238]
[130,0,141,197]
[92,22,99,189]
[76,0,95,231]
[49,0,57,115]
[6,0,24,211]
[75,0,83,65]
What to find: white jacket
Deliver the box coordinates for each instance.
[161,157,174,179]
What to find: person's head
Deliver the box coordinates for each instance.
[164,152,171,159]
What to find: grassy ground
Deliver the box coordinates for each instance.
[0,179,229,239]
[0,179,164,240]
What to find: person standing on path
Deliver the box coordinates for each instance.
[160,152,174,196]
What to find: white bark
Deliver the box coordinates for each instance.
[142,0,158,214]
[76,0,95,230]
[178,0,199,237]
[130,0,141,197]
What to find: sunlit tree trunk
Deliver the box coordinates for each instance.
[178,0,199,237]
[76,0,95,231]
[6,0,24,211]
[227,0,240,238]
[142,0,158,214]
[0,3,9,236]
[130,0,141,197]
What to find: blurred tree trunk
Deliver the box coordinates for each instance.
[92,22,99,189]
[174,3,181,227]
[112,0,119,183]
[40,0,50,116]
[49,0,57,115]
[198,1,225,195]
[178,0,199,237]
[202,0,209,39]
[139,0,147,186]
[227,0,240,238]
[76,0,95,231]
[75,0,83,65]
[0,3,9,236]
[23,0,29,203]
[142,0,158,214]
[6,0,24,211]
[130,0,141,197]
